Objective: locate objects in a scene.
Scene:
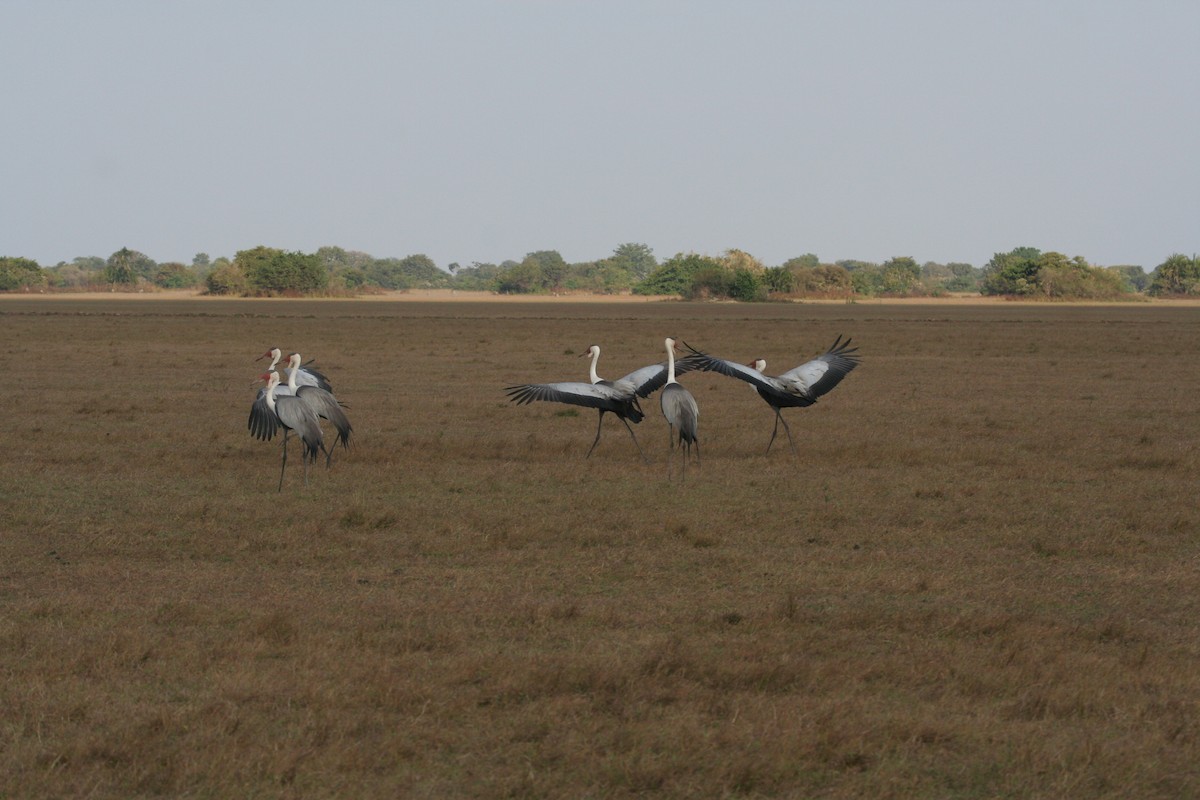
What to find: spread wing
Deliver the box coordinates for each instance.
[680,343,790,395]
[505,381,628,411]
[612,354,705,398]
[779,335,861,398]
[297,386,353,448]
[248,389,278,441]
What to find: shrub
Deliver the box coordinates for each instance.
[243,250,328,295]
[204,262,249,295]
[0,256,46,291]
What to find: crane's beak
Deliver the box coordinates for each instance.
[255,351,269,362]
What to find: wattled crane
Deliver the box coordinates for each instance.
[683,336,860,456]
[659,337,699,480]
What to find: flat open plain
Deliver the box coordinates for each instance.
[2,295,1198,798]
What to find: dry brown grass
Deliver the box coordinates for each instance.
[2,297,1199,798]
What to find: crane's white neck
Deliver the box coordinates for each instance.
[587,347,601,384]
[268,349,282,370]
[665,338,677,385]
[264,374,279,412]
[286,355,301,391]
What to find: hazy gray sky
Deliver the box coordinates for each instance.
[4,1,1197,270]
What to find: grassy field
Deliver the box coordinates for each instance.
[2,296,1198,798]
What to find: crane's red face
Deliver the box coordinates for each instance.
[259,372,274,383]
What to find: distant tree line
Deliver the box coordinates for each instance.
[3,243,1196,301]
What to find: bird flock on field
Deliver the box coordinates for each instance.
[247,336,860,488]
[506,336,861,479]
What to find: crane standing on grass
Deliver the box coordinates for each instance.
[659,337,699,480]
[284,352,352,459]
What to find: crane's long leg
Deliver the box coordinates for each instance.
[765,411,781,455]
[278,429,290,493]
[666,423,675,480]
[619,417,648,464]
[765,408,798,458]
[778,410,799,458]
[586,411,606,459]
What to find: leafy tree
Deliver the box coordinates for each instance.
[836,259,877,272]
[318,246,374,273]
[192,252,211,269]
[782,253,820,271]
[495,258,545,294]
[921,261,980,293]
[317,248,377,291]
[73,255,106,273]
[0,256,46,291]
[635,253,721,295]
[721,249,766,275]
[46,256,104,288]
[234,246,326,295]
[610,243,657,281]
[152,262,198,288]
[204,261,248,295]
[234,246,283,290]
[368,258,413,290]
[1034,252,1127,299]
[980,248,1130,299]
[762,266,796,294]
[392,254,446,288]
[879,256,924,295]
[788,263,852,295]
[45,264,88,288]
[730,268,766,301]
[1107,265,1148,293]
[337,268,368,289]
[525,250,568,291]
[848,263,885,295]
[492,251,568,294]
[945,262,980,292]
[564,259,635,293]
[449,262,502,291]
[103,247,156,285]
[251,251,328,295]
[981,247,1042,295]
[1148,254,1200,296]
[686,265,734,299]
